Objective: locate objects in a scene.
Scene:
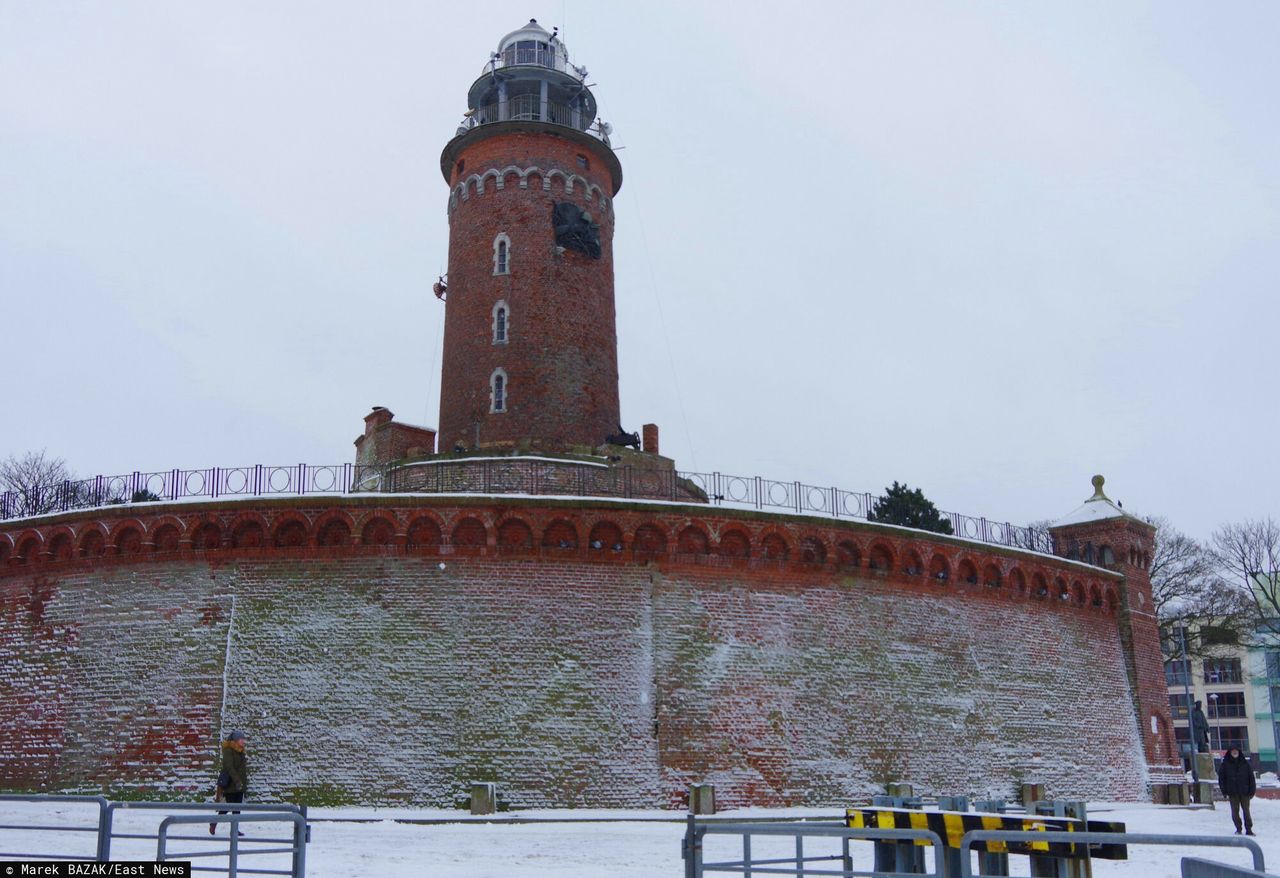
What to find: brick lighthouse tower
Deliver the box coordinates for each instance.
[437,20,624,453]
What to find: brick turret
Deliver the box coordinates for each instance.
[436,20,623,453]
[1050,475,1183,792]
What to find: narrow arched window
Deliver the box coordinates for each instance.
[492,300,509,344]
[493,233,511,275]
[490,369,507,413]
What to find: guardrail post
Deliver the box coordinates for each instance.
[298,463,307,494]
[293,808,308,878]
[974,799,1011,877]
[1027,800,1059,878]
[97,802,116,861]
[682,814,703,878]
[938,796,970,878]
[753,476,762,509]
[253,464,263,496]
[873,790,925,875]
[1059,801,1090,878]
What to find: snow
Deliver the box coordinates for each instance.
[1052,497,1134,527]
[4,800,1276,878]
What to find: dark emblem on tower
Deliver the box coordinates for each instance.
[552,202,601,258]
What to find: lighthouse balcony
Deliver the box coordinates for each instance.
[462,94,605,140]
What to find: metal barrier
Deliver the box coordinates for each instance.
[158,813,307,878]
[0,794,109,861]
[957,831,1266,878]
[100,800,306,862]
[683,815,947,878]
[1181,857,1272,877]
[0,794,307,872]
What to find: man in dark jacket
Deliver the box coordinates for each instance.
[1218,746,1255,835]
[210,731,249,835]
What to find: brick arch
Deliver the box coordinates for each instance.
[315,512,354,548]
[1089,583,1103,608]
[588,520,623,552]
[542,519,578,550]
[981,562,1001,588]
[956,557,978,584]
[230,514,269,549]
[834,540,860,569]
[677,525,710,556]
[928,553,950,582]
[189,519,224,550]
[357,514,397,546]
[78,526,107,558]
[1031,571,1049,599]
[497,517,534,550]
[760,531,789,561]
[1054,576,1069,602]
[451,516,487,549]
[109,521,145,556]
[46,528,75,562]
[718,528,751,559]
[14,532,42,564]
[0,533,12,564]
[903,548,924,577]
[406,515,444,549]
[632,523,668,556]
[798,536,826,565]
[1106,587,1119,614]
[150,520,182,552]
[1072,580,1086,606]
[867,542,894,573]
[271,514,310,549]
[1009,567,1027,595]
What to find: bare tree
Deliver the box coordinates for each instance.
[1152,518,1254,656]
[0,450,74,517]
[1213,517,1280,635]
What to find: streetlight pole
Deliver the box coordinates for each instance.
[1179,626,1199,787]
[1209,693,1221,754]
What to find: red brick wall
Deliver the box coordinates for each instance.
[439,130,621,453]
[1051,517,1179,780]
[0,498,1153,805]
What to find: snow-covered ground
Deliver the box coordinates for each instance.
[3,800,1274,877]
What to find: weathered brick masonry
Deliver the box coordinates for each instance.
[1,496,1154,806]
[438,125,622,454]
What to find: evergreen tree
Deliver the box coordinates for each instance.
[867,481,954,535]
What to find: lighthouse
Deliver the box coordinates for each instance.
[437,20,624,454]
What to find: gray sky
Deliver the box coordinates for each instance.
[2,1,1277,541]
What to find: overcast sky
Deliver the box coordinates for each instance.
[2,1,1277,541]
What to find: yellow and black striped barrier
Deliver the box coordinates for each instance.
[845,808,1128,860]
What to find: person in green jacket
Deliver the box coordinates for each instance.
[209,730,248,835]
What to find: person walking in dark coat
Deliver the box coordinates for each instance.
[210,731,249,835]
[1218,746,1256,835]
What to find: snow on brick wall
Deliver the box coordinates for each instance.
[0,556,1146,806]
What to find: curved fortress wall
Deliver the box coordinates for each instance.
[1,497,1147,806]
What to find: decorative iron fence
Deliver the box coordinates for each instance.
[0,459,1055,555]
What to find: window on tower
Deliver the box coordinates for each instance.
[493,301,509,344]
[493,233,511,275]
[491,369,507,413]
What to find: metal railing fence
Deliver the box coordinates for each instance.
[0,794,109,861]
[98,800,306,862]
[158,812,307,878]
[0,794,307,877]
[957,830,1265,878]
[683,816,947,878]
[1,460,1055,556]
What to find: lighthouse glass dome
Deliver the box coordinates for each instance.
[462,19,600,136]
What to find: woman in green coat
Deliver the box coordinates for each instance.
[210,731,248,835]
